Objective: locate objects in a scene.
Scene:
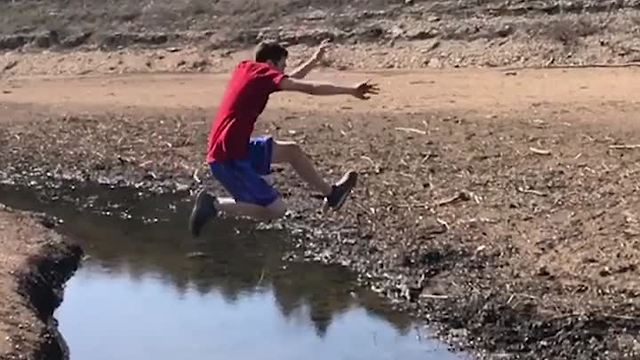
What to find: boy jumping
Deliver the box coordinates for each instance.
[189,41,379,237]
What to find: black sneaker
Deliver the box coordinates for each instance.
[325,171,358,211]
[189,190,218,237]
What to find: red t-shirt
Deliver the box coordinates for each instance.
[206,60,287,163]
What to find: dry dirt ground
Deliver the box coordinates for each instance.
[6,0,640,74]
[1,64,640,360]
[3,1,640,359]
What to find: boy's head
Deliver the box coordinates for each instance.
[254,41,288,72]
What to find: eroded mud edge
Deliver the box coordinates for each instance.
[1,205,83,360]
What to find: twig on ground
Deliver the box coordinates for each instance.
[436,191,471,206]
[420,153,432,164]
[361,156,375,166]
[360,156,382,173]
[609,144,640,150]
[396,127,427,135]
[420,294,450,299]
[436,218,450,230]
[517,187,548,197]
[398,202,429,209]
[603,314,640,321]
[529,147,552,155]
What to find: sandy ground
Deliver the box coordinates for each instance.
[2,65,640,359]
[3,65,640,123]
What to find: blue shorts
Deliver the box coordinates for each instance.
[209,135,279,207]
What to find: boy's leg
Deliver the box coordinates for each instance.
[271,140,332,196]
[270,138,357,210]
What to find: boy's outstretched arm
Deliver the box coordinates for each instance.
[288,41,329,79]
[279,77,379,100]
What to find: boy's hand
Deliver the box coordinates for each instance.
[311,39,331,63]
[351,81,380,100]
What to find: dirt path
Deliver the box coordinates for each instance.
[2,66,640,124]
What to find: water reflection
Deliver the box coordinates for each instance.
[0,182,464,359]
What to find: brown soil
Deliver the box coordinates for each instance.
[0,205,82,360]
[1,65,640,359]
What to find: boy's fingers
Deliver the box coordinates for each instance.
[365,84,380,93]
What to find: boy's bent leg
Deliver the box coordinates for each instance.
[271,139,357,210]
[189,159,286,237]
[215,197,286,221]
[190,192,286,237]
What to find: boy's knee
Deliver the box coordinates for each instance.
[262,198,287,220]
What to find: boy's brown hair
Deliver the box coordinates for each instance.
[254,41,288,63]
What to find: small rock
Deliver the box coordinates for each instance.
[450,328,468,338]
[496,25,514,37]
[427,58,442,68]
[191,59,209,70]
[537,266,550,276]
[303,10,327,21]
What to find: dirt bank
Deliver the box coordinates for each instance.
[2,67,640,359]
[0,205,82,360]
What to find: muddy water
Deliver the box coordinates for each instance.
[0,182,466,360]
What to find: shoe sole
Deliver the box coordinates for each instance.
[326,172,358,211]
